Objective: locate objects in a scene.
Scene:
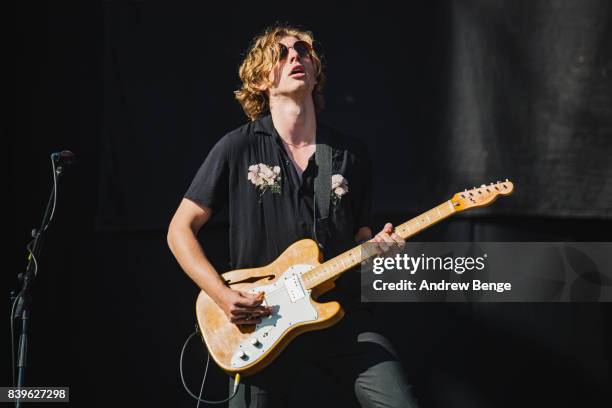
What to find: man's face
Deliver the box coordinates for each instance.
[266,36,317,99]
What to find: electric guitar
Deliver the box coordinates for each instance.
[196,180,514,375]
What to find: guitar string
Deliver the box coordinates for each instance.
[250,251,367,299]
[250,197,490,299]
[253,203,453,299]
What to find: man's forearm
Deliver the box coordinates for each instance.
[167,225,228,302]
[355,226,373,243]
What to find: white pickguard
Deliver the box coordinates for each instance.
[230,264,317,369]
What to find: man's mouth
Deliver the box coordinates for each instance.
[289,66,305,77]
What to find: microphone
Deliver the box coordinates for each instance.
[51,150,75,166]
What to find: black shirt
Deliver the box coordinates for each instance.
[185,114,372,305]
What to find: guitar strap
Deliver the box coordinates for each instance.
[314,135,332,250]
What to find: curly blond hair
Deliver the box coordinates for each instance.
[234,25,325,121]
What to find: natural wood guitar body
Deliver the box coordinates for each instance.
[196,239,343,376]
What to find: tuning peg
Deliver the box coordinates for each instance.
[480,184,486,188]
[505,178,509,182]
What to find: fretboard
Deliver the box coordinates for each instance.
[300,200,457,290]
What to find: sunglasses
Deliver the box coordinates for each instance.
[277,40,312,61]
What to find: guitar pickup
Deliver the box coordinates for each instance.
[284,273,306,303]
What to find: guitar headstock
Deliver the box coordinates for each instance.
[451,179,514,212]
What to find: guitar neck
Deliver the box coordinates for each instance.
[301,200,457,290]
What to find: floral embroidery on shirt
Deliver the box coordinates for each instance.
[248,163,282,202]
[331,174,349,205]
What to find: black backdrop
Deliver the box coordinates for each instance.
[9,1,612,407]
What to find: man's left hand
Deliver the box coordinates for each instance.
[371,222,405,254]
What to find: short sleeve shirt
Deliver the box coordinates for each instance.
[185,114,373,304]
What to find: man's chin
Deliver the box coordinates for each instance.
[275,85,313,99]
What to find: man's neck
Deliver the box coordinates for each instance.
[269,96,316,146]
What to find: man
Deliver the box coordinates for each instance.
[167,25,419,407]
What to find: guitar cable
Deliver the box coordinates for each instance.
[180,327,241,406]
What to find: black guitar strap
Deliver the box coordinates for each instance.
[314,137,332,250]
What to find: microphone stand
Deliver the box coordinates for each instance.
[11,158,66,408]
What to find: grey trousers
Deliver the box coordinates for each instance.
[228,309,419,408]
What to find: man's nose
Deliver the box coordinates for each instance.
[288,48,301,62]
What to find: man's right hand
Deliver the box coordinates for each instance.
[216,288,273,326]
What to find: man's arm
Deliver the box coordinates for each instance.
[167,198,271,325]
[355,226,372,243]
